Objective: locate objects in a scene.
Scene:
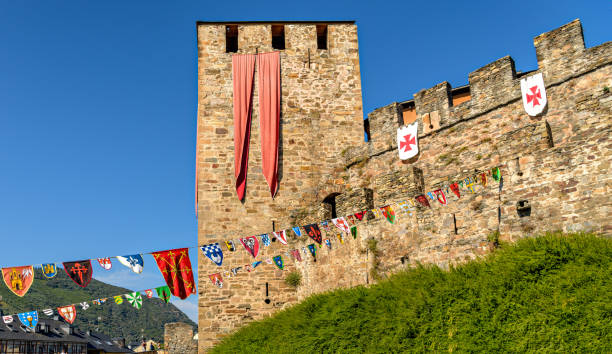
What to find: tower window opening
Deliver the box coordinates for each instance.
[322,193,340,219]
[226,25,238,53]
[271,25,285,50]
[316,25,328,50]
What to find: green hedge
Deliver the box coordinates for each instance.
[212,232,612,353]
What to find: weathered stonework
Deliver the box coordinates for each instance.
[164,322,197,354]
[196,19,611,352]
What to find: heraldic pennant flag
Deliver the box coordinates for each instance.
[57,305,77,324]
[2,265,35,297]
[520,72,547,116]
[156,285,172,303]
[152,248,195,300]
[200,243,224,266]
[273,255,284,270]
[397,122,419,160]
[240,236,260,258]
[273,230,288,245]
[117,254,144,274]
[63,260,93,288]
[18,311,38,329]
[331,217,350,234]
[304,224,322,244]
[209,273,223,288]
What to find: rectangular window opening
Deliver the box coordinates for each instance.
[316,24,328,50]
[271,25,285,50]
[226,25,238,53]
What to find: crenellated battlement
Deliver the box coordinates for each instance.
[360,19,611,160]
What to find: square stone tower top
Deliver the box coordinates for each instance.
[195,21,364,241]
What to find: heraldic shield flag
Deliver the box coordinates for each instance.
[152,248,195,299]
[397,122,419,160]
[304,224,322,244]
[209,273,223,288]
[57,305,77,324]
[240,236,260,258]
[63,260,93,288]
[520,72,547,116]
[117,254,144,274]
[41,263,57,279]
[200,243,224,266]
[2,265,35,297]
[97,257,112,270]
[18,311,38,329]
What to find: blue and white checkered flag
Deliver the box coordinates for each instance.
[201,243,224,266]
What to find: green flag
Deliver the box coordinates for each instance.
[492,167,501,181]
[156,286,171,303]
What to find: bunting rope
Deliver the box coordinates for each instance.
[1,165,503,309]
[1,284,171,327]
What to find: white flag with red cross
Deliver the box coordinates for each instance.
[397,122,419,160]
[520,73,547,116]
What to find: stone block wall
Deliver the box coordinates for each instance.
[196,21,364,351]
[164,322,197,354]
[196,19,611,352]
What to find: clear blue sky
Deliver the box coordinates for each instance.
[0,1,609,322]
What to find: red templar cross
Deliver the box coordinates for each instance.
[400,134,416,152]
[526,86,541,107]
[70,263,88,283]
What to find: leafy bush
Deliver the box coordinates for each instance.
[212,232,612,353]
[284,271,302,288]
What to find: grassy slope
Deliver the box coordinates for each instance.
[0,270,195,344]
[212,233,612,353]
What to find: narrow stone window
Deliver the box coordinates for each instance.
[545,120,554,148]
[316,24,328,50]
[226,25,238,53]
[271,25,285,50]
[452,213,458,235]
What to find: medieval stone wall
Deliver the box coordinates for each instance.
[164,322,197,354]
[196,19,611,352]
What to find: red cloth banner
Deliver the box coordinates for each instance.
[232,54,256,200]
[257,52,281,198]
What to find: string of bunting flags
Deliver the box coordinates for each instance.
[1,285,173,329]
[200,166,503,288]
[1,165,502,310]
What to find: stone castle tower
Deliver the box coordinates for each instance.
[195,21,365,349]
[195,19,611,352]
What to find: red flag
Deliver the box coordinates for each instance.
[415,195,431,208]
[152,248,195,299]
[449,183,461,198]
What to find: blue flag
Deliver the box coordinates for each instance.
[292,227,302,237]
[200,243,224,266]
[18,311,38,329]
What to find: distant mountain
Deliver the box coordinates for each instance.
[0,267,196,344]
